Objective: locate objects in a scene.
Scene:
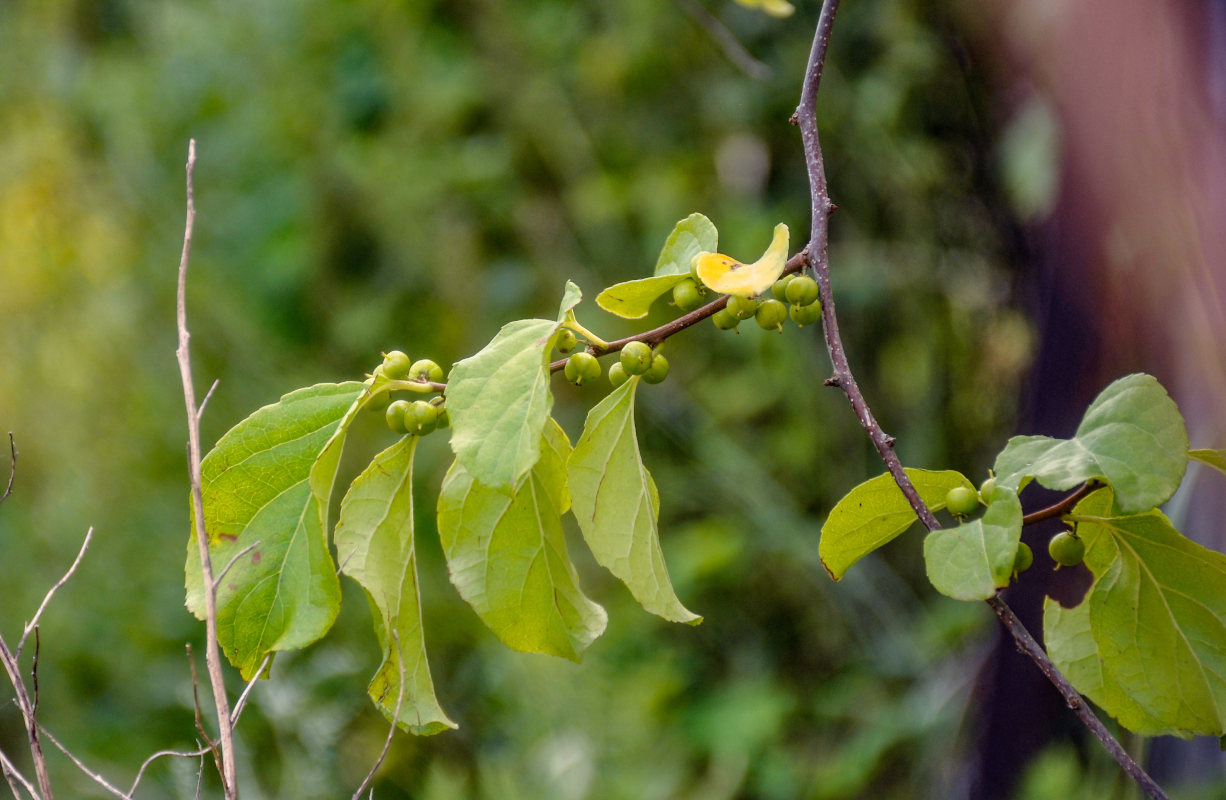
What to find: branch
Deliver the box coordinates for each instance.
[1,433,14,506]
[793,3,1168,798]
[0,637,53,799]
[1021,482,1102,526]
[0,747,36,800]
[19,527,94,658]
[350,632,406,799]
[37,728,126,800]
[174,139,238,799]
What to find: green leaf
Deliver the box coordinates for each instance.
[653,212,718,276]
[993,373,1188,513]
[819,469,975,581]
[437,418,607,661]
[1046,490,1226,736]
[1190,448,1226,475]
[186,382,363,679]
[335,436,456,735]
[923,487,1022,601]
[595,274,691,320]
[446,318,559,490]
[567,378,701,625]
[557,280,582,322]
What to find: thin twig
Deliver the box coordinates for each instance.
[175,139,238,799]
[793,3,1169,799]
[1021,482,1102,526]
[0,747,36,800]
[197,379,220,422]
[125,745,213,799]
[29,633,38,717]
[212,540,261,591]
[350,632,406,799]
[19,527,95,658]
[185,645,222,779]
[230,654,270,726]
[674,0,772,80]
[1,433,15,506]
[0,637,53,799]
[37,727,127,800]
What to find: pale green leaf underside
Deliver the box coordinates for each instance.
[335,436,456,735]
[186,382,363,679]
[567,378,701,625]
[653,212,718,277]
[557,280,583,322]
[993,373,1188,513]
[596,274,691,319]
[820,468,974,581]
[923,487,1022,601]
[446,318,559,491]
[1190,448,1226,475]
[438,418,606,661]
[1044,490,1226,737]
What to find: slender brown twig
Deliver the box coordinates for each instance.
[174,139,238,799]
[19,527,94,658]
[0,746,36,799]
[1,434,15,506]
[0,636,53,799]
[1021,482,1102,526]
[792,3,1168,799]
[350,632,407,799]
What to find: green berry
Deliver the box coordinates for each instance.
[555,329,577,354]
[408,359,445,384]
[979,477,997,502]
[1013,542,1034,574]
[620,341,653,376]
[382,350,412,380]
[727,295,759,321]
[385,399,412,434]
[789,300,823,327]
[405,400,439,435]
[365,390,391,413]
[564,352,601,385]
[712,308,739,331]
[1048,531,1086,568]
[786,275,819,306]
[771,274,796,302]
[642,354,670,384]
[946,486,979,516]
[672,279,704,313]
[608,361,629,388]
[755,299,788,331]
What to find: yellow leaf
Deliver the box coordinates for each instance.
[693,223,789,297]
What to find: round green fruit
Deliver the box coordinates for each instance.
[555,328,577,354]
[620,341,654,376]
[365,390,391,413]
[405,400,439,435]
[608,361,629,388]
[755,299,788,331]
[435,406,450,429]
[1014,542,1034,574]
[946,486,979,516]
[785,275,819,306]
[385,399,412,434]
[771,274,796,302]
[1048,531,1086,568]
[979,477,997,502]
[712,308,739,331]
[642,354,670,384]
[727,295,759,321]
[789,300,822,327]
[672,279,705,313]
[408,359,445,383]
[382,350,412,380]
[564,352,602,385]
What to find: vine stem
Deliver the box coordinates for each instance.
[793,3,1169,799]
[174,139,238,800]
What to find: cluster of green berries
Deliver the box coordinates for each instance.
[709,274,822,333]
[563,340,669,388]
[376,350,449,436]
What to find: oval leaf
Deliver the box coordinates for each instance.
[186,382,363,679]
[993,373,1188,513]
[654,213,718,276]
[820,468,975,581]
[596,274,691,319]
[446,318,559,490]
[694,223,789,298]
[335,436,457,735]
[438,418,607,661]
[922,487,1022,601]
[567,378,701,625]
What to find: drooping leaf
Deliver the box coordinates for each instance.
[923,487,1023,601]
[438,418,607,661]
[567,378,701,625]
[446,318,558,491]
[1190,448,1226,475]
[693,223,789,297]
[557,280,583,321]
[819,468,975,581]
[733,0,796,17]
[1045,490,1226,736]
[993,373,1188,513]
[653,213,718,277]
[596,274,692,319]
[335,436,456,735]
[186,382,363,679]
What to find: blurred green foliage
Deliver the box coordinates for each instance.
[0,0,1140,797]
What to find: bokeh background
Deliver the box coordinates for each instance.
[2,0,1224,798]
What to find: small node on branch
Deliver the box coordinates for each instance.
[883,435,897,448]
[824,376,842,387]
[789,112,800,126]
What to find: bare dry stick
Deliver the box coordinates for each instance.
[1,638,53,799]
[1,433,15,505]
[0,747,36,800]
[18,528,94,658]
[350,632,407,800]
[230,655,271,727]
[793,3,1169,799]
[174,139,238,799]
[37,728,126,800]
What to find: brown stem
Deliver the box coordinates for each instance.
[794,3,1168,798]
[1022,482,1102,526]
[1,433,15,505]
[0,635,53,799]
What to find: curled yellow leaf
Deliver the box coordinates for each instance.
[692,223,789,298]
